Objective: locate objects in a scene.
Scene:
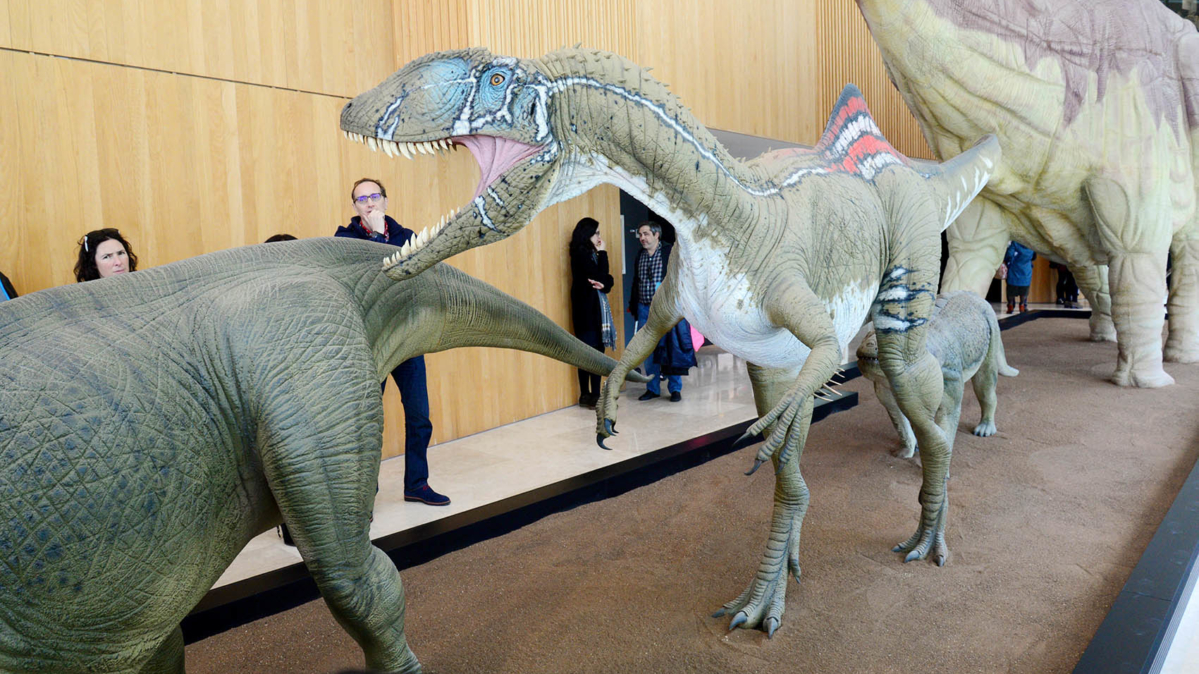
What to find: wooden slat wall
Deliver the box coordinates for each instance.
[1,0,960,460]
[814,0,931,159]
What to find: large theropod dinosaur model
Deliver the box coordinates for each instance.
[0,237,647,674]
[340,48,999,636]
[857,0,1199,388]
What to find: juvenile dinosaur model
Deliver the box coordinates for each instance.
[857,291,1018,459]
[340,48,1000,636]
[857,0,1199,388]
[0,237,646,674]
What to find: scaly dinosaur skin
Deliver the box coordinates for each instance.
[857,0,1199,388]
[857,291,1019,460]
[0,237,645,674]
[342,49,1000,636]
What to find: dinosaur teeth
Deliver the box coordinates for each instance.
[399,142,413,159]
[367,137,378,151]
[382,140,394,158]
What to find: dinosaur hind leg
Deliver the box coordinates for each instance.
[1086,176,1173,387]
[1165,232,1199,363]
[715,362,807,637]
[1074,264,1117,342]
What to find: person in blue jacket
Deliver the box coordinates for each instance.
[628,222,696,402]
[334,178,448,507]
[0,271,16,301]
[1003,241,1037,314]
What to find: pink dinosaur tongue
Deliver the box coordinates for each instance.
[454,135,543,200]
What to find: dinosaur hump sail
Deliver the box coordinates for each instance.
[813,84,909,180]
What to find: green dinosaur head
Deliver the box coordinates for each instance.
[341,48,566,279]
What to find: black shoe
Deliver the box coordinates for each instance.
[404,485,451,506]
[279,524,295,547]
[670,391,682,402]
[638,391,660,401]
[579,394,595,408]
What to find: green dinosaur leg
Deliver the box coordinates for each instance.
[596,267,683,444]
[970,360,1000,437]
[873,380,918,458]
[261,361,421,673]
[718,279,841,635]
[1165,233,1199,363]
[940,198,1012,295]
[715,362,807,637]
[1086,177,1173,387]
[1074,264,1117,342]
[136,626,183,674]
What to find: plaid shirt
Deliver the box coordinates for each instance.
[636,245,665,306]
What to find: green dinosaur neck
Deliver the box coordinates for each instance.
[540,51,771,252]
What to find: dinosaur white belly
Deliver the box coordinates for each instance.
[674,241,875,370]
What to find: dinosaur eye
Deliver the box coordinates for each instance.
[489,73,505,86]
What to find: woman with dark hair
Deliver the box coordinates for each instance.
[75,228,138,282]
[569,217,615,408]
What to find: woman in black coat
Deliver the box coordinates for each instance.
[569,217,615,408]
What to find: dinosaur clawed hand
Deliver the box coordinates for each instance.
[742,388,811,474]
[893,493,949,566]
[595,373,625,449]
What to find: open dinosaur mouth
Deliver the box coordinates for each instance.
[342,130,542,266]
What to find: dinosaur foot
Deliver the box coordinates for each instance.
[712,564,798,638]
[971,421,997,437]
[893,499,949,566]
[1111,362,1174,388]
[891,443,917,459]
[1089,314,1117,343]
[1164,343,1199,364]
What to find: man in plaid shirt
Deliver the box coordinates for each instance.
[628,222,684,401]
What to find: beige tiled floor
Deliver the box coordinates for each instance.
[212,346,762,589]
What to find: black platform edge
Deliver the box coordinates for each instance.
[182,390,858,643]
[1072,439,1199,673]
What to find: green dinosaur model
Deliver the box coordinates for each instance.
[0,237,647,674]
[857,0,1199,388]
[857,290,1018,460]
[341,48,1000,636]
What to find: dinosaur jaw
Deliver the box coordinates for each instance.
[341,129,553,279]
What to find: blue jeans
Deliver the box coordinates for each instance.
[383,355,434,492]
[634,303,682,395]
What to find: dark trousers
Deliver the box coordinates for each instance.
[384,355,433,493]
[634,303,682,395]
[575,328,604,397]
[1055,268,1078,302]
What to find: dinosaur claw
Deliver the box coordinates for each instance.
[731,430,761,451]
[711,608,727,618]
[744,459,765,476]
[602,419,617,436]
[597,435,612,450]
[728,612,748,630]
[765,618,779,638]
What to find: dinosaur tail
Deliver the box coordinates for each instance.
[429,264,649,382]
[922,134,1002,233]
[985,302,1019,377]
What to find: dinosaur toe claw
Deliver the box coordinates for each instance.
[744,459,765,476]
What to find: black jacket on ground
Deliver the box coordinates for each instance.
[569,248,614,335]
